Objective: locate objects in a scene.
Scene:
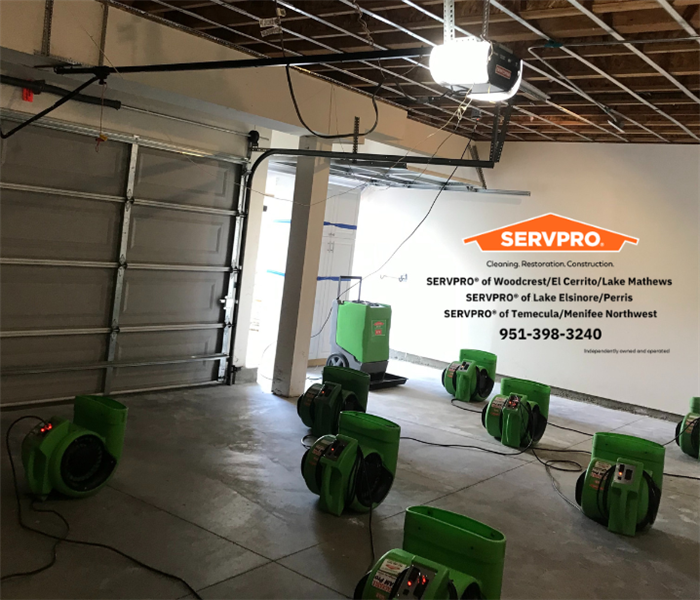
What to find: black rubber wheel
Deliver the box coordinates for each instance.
[675,420,682,447]
[481,403,488,428]
[326,353,349,368]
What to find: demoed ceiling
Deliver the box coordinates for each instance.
[108,1,700,143]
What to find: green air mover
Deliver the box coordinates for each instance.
[675,397,700,459]
[482,378,550,449]
[354,506,506,600]
[441,349,497,402]
[327,276,407,390]
[301,411,400,516]
[575,432,664,536]
[298,366,370,437]
[22,395,128,499]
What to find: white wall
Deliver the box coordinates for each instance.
[353,142,700,415]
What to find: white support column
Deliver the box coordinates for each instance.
[272,136,331,397]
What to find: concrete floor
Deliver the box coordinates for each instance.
[1,361,698,599]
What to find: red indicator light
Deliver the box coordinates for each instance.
[47,423,52,430]
[407,581,412,587]
[422,577,427,584]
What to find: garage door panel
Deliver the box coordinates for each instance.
[1,266,114,330]
[134,147,240,209]
[115,329,222,362]
[1,370,104,405]
[1,335,108,369]
[120,270,226,326]
[128,207,232,266]
[0,126,129,195]
[0,189,121,261]
[110,362,219,392]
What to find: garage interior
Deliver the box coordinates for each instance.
[0,1,698,599]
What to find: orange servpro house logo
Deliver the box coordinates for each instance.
[463,214,639,253]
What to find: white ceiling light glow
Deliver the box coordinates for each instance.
[429,38,491,89]
[429,38,523,103]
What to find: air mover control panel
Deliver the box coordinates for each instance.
[394,565,437,599]
[325,439,349,461]
[614,463,636,484]
[505,395,520,410]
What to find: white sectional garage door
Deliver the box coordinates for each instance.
[0,119,244,406]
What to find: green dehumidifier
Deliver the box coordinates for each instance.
[297,366,370,436]
[482,378,551,449]
[22,395,128,499]
[354,506,506,600]
[327,276,407,390]
[441,349,497,402]
[575,432,664,536]
[301,411,400,516]
[675,397,700,459]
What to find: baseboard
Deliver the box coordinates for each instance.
[389,349,681,421]
[308,359,326,367]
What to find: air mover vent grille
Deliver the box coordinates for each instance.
[60,434,116,492]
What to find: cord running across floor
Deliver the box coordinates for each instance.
[3,416,203,598]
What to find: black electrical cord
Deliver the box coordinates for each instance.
[310,119,476,339]
[399,435,534,458]
[547,422,593,436]
[3,416,203,599]
[342,126,478,302]
[530,448,584,511]
[274,0,382,140]
[0,76,102,140]
[450,398,484,414]
[664,472,700,481]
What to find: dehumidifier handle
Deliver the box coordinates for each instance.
[337,276,362,302]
